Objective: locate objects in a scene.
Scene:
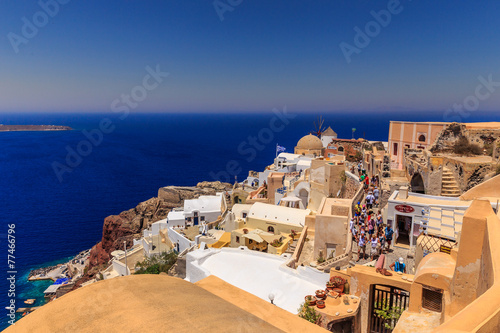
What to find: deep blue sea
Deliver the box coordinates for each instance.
[0,110,496,329]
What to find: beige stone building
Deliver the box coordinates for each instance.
[388,121,450,170]
[294,134,324,157]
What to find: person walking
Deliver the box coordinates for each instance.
[376,211,383,229]
[385,224,394,252]
[366,192,375,209]
[352,225,358,243]
[355,201,362,215]
[357,233,367,261]
[368,216,375,237]
[370,235,379,260]
[378,232,386,255]
[373,187,380,206]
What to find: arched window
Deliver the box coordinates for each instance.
[338,146,344,152]
[418,134,426,142]
[267,226,275,234]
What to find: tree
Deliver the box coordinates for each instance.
[298,302,322,326]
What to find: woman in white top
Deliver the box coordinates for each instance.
[357,234,367,261]
[370,235,378,260]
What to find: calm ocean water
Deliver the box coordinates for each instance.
[0,111,495,329]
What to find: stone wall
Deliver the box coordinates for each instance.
[343,173,360,199]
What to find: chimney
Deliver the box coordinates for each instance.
[399,186,409,200]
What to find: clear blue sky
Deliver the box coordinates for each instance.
[1,0,500,113]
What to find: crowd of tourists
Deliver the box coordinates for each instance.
[350,206,394,262]
[350,163,393,262]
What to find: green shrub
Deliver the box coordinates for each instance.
[298,302,322,325]
[134,251,178,275]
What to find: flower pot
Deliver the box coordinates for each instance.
[315,290,326,300]
[305,296,316,306]
[333,288,343,294]
[316,300,325,309]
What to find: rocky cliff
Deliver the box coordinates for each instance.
[86,181,230,273]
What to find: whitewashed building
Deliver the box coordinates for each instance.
[386,187,472,248]
[167,193,225,228]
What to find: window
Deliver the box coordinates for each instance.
[200,216,205,221]
[338,146,344,152]
[405,144,410,149]
[267,226,275,233]
[236,236,240,243]
[422,286,443,312]
[242,212,247,218]
[418,134,426,142]
[186,217,191,222]
[393,143,398,156]
[248,239,253,244]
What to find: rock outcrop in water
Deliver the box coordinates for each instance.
[86,181,231,272]
[0,125,72,131]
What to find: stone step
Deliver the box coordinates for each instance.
[441,191,460,196]
[441,188,460,192]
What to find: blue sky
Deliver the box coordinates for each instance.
[1,0,500,113]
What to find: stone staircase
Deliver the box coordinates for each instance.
[441,168,461,197]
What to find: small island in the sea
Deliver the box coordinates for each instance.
[0,125,72,132]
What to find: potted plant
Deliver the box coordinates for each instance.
[271,239,283,247]
[330,276,346,293]
[243,228,248,234]
[316,300,325,309]
[305,295,316,306]
[315,289,326,300]
[326,281,335,291]
[317,250,326,264]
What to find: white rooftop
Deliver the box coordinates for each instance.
[281,196,301,202]
[184,194,222,213]
[186,247,328,314]
[167,210,185,221]
[249,202,310,226]
[277,152,301,160]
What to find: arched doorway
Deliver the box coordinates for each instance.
[298,188,309,209]
[410,173,425,194]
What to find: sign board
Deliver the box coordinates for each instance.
[395,204,415,213]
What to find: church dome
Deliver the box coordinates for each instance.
[296,134,323,150]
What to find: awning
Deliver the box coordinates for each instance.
[242,233,264,243]
[260,234,281,243]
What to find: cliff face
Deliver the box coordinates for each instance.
[87,181,230,271]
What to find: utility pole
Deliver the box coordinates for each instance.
[123,241,128,276]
